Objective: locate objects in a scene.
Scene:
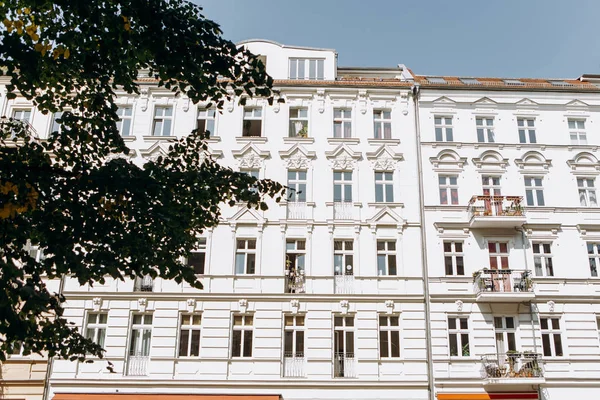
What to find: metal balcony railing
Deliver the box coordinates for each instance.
[333,201,353,220]
[283,354,305,377]
[285,269,306,294]
[468,195,524,218]
[481,352,544,379]
[134,275,154,292]
[126,355,149,376]
[473,269,532,295]
[334,275,355,294]
[287,201,307,220]
[333,353,356,378]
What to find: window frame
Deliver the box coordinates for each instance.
[540,316,564,357]
[11,107,33,123]
[289,58,325,80]
[128,313,153,358]
[476,116,495,143]
[197,108,216,137]
[494,316,517,354]
[482,175,502,196]
[333,108,352,138]
[231,314,254,358]
[373,109,392,139]
[242,107,263,137]
[525,176,545,206]
[532,242,554,277]
[177,313,202,358]
[289,107,309,137]
[577,177,597,207]
[448,316,470,357]
[517,117,536,144]
[117,106,133,137]
[378,315,401,358]
[443,241,464,276]
[283,314,305,358]
[333,171,353,203]
[434,116,453,142]
[287,170,307,202]
[85,312,108,349]
[151,105,173,137]
[374,171,394,203]
[188,237,207,275]
[235,238,257,275]
[587,242,600,277]
[568,119,587,145]
[334,239,354,276]
[377,240,398,276]
[286,239,306,273]
[439,175,459,205]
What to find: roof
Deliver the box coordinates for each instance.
[236,39,336,53]
[414,75,597,91]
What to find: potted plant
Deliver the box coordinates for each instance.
[297,126,308,138]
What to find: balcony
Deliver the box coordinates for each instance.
[473,269,534,302]
[333,201,353,220]
[283,354,305,378]
[333,353,356,378]
[134,275,154,292]
[126,355,149,376]
[287,201,307,220]
[334,275,355,294]
[481,352,544,385]
[285,268,306,294]
[467,195,526,228]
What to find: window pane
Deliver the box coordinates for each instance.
[190,330,201,356]
[232,330,241,357]
[553,334,563,356]
[296,331,304,356]
[449,334,458,356]
[284,331,293,353]
[391,330,400,357]
[243,331,253,357]
[542,334,551,356]
[380,331,389,358]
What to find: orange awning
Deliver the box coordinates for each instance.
[53,395,281,400]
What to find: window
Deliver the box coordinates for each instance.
[242,108,262,137]
[286,239,306,273]
[12,108,32,123]
[587,243,600,277]
[460,78,481,85]
[482,176,501,196]
[533,243,553,277]
[439,175,458,205]
[85,312,108,348]
[568,119,587,145]
[334,316,355,377]
[476,117,495,143]
[152,106,173,136]
[284,315,305,358]
[287,170,307,202]
[49,112,63,134]
[427,77,447,84]
[444,241,464,276]
[434,116,453,142]
[289,108,308,137]
[333,109,352,138]
[373,110,392,139]
[503,79,524,86]
[197,108,216,137]
[333,171,352,203]
[334,240,354,277]
[518,118,536,144]
[379,315,400,358]
[377,240,397,276]
[289,58,324,80]
[494,316,516,354]
[235,239,256,275]
[188,238,207,275]
[178,314,201,357]
[525,177,545,206]
[8,341,23,356]
[375,172,394,203]
[232,314,253,357]
[129,314,152,359]
[540,317,563,356]
[448,317,470,356]
[489,242,509,291]
[243,169,260,193]
[578,178,597,206]
[117,106,133,136]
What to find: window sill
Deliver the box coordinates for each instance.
[122,136,136,142]
[327,138,360,145]
[368,138,400,145]
[143,135,177,141]
[325,202,363,207]
[367,202,404,208]
[236,136,268,143]
[283,137,315,144]
[205,136,221,143]
[279,201,316,206]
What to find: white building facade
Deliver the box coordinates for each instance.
[4,40,600,400]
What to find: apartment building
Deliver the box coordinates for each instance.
[3,39,600,400]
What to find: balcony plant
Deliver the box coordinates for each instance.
[297,126,308,138]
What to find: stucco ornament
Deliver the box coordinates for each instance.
[238,154,263,169]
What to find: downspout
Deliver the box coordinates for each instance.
[42,274,65,400]
[412,84,435,400]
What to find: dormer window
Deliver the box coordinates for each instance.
[289,58,324,80]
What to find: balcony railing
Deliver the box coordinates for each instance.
[468,195,525,218]
[134,275,154,292]
[333,353,356,378]
[287,201,307,220]
[334,275,355,294]
[333,201,353,220]
[473,269,533,295]
[285,268,306,294]
[481,352,544,380]
[126,355,149,376]
[283,354,305,377]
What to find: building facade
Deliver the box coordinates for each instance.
[3,40,600,400]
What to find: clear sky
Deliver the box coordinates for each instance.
[195,0,600,79]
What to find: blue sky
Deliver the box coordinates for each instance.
[196,0,600,79]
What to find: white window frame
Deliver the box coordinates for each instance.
[11,108,32,123]
[287,170,307,202]
[540,316,564,357]
[333,171,353,203]
[443,241,464,276]
[117,106,133,137]
[494,316,517,354]
[482,175,502,196]
[289,108,309,137]
[289,58,325,80]
[377,240,397,276]
[525,177,545,206]
[283,315,305,358]
[476,116,495,143]
[587,243,600,277]
[49,111,63,135]
[439,175,459,205]
[188,237,207,275]
[568,119,587,145]
[85,312,108,348]
[128,313,153,358]
[178,313,202,357]
[378,315,400,358]
[235,238,256,275]
[518,117,536,144]
[231,314,253,358]
[242,107,263,137]
[286,239,306,273]
[197,108,216,137]
[373,109,392,139]
[375,171,394,203]
[448,316,470,357]
[152,106,173,136]
[578,177,597,207]
[333,109,352,138]
[533,242,554,277]
[334,240,354,276]
[333,315,355,357]
[434,116,453,142]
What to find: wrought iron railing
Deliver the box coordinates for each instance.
[473,269,532,295]
[126,355,149,376]
[134,275,154,292]
[481,352,543,379]
[283,354,305,377]
[333,353,356,378]
[285,268,306,294]
[468,195,524,218]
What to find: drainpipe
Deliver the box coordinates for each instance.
[42,274,65,400]
[411,84,435,400]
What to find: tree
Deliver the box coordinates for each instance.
[0,0,284,363]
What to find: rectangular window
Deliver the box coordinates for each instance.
[373,110,392,139]
[289,108,308,137]
[434,116,453,142]
[197,108,216,137]
[188,238,207,275]
[334,240,354,276]
[448,317,470,357]
[334,316,355,377]
[289,58,324,80]
[476,117,495,143]
[494,316,516,354]
[152,106,173,136]
[587,243,600,277]
[243,169,260,193]
[540,317,563,357]
[286,239,306,273]
[235,239,256,275]
[287,170,307,202]
[333,109,352,138]
[242,108,262,137]
[482,175,501,196]
[444,241,464,276]
[518,118,536,144]
[578,178,597,207]
[129,314,153,358]
[333,171,353,202]
[439,175,459,205]
[533,242,553,277]
[85,312,108,348]
[569,119,587,145]
[178,314,201,357]
[284,315,305,358]
[379,315,400,358]
[50,111,63,134]
[232,314,253,358]
[525,177,545,206]
[377,240,397,276]
[117,106,133,136]
[374,171,394,203]
[12,108,32,123]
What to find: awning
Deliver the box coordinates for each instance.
[437,393,538,400]
[53,395,281,400]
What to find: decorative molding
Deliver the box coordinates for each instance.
[547,300,555,313]
[358,90,368,114]
[138,298,148,312]
[472,150,509,171]
[139,88,149,112]
[455,300,464,312]
[385,300,394,314]
[232,142,271,169]
[367,207,406,232]
[339,300,349,315]
[566,152,600,175]
[186,298,196,313]
[325,143,362,170]
[314,89,326,114]
[92,297,102,312]
[290,299,300,315]
[279,143,316,169]
[182,97,190,112]
[515,98,539,110]
[238,299,248,314]
[366,145,403,171]
[429,149,467,171]
[514,151,552,174]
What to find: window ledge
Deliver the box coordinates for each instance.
[143,135,177,141]
[368,138,400,145]
[367,202,404,208]
[236,136,268,143]
[205,136,221,143]
[325,202,363,207]
[279,201,316,206]
[283,137,315,144]
[122,136,136,142]
[327,138,360,144]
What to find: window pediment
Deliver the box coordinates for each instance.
[325,143,362,170]
[567,152,600,175]
[514,151,551,174]
[232,143,270,169]
[279,143,316,169]
[366,145,403,171]
[430,149,467,172]
[472,150,509,172]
